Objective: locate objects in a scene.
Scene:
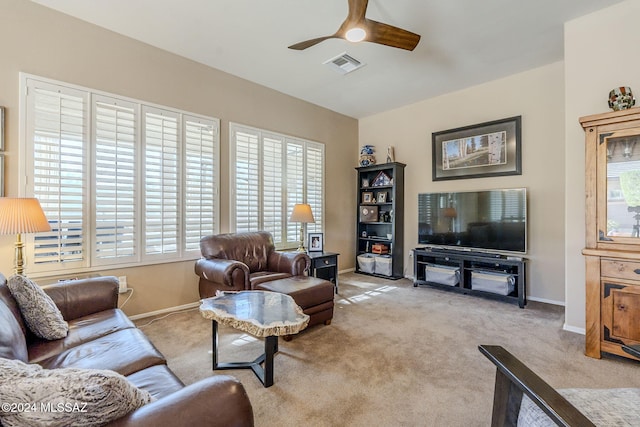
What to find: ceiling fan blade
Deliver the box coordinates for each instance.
[364,19,421,51]
[288,35,336,50]
[346,0,368,23]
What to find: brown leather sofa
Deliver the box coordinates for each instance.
[195,231,310,298]
[0,274,254,427]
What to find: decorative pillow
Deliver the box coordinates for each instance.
[0,358,153,427]
[7,274,68,340]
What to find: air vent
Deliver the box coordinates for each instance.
[323,52,365,74]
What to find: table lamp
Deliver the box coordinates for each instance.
[289,203,315,252]
[0,198,51,276]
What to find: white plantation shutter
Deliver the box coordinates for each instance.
[263,135,283,243]
[285,141,304,243]
[234,129,260,233]
[93,96,137,264]
[28,82,87,270]
[305,143,324,235]
[230,123,324,249]
[22,75,220,273]
[183,116,219,253]
[143,107,179,257]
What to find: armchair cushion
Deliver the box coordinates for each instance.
[7,275,68,340]
[0,358,153,427]
[518,388,640,427]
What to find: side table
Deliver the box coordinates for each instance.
[307,251,339,293]
[200,291,309,388]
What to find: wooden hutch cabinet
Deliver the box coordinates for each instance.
[580,108,640,361]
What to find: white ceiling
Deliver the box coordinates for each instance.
[32,0,623,119]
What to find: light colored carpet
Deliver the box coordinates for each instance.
[137,273,640,426]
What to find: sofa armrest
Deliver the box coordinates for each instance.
[108,375,254,427]
[43,276,119,321]
[478,345,595,427]
[195,258,250,289]
[267,251,310,276]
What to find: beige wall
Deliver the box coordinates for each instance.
[0,0,358,316]
[563,0,640,331]
[359,62,567,303]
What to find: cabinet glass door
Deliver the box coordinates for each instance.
[601,130,640,243]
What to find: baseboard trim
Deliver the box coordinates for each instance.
[339,267,355,274]
[128,301,200,321]
[563,323,585,335]
[527,296,565,306]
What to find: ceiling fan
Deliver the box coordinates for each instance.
[288,0,421,51]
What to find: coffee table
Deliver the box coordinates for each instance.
[200,291,309,387]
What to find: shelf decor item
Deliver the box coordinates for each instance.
[432,116,521,181]
[359,145,376,167]
[608,86,636,111]
[362,192,374,203]
[371,171,392,186]
[359,205,378,222]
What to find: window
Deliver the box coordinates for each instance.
[230,123,324,248]
[22,74,219,274]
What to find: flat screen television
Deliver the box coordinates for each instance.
[418,188,527,253]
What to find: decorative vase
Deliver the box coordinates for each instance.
[359,145,376,167]
[608,87,636,111]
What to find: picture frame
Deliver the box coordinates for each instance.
[0,106,4,151]
[361,178,369,188]
[362,191,374,203]
[371,171,392,187]
[308,232,323,252]
[432,116,521,181]
[376,192,387,203]
[0,154,4,197]
[359,205,378,222]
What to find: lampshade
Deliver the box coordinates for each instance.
[289,203,315,224]
[443,207,457,218]
[0,198,51,234]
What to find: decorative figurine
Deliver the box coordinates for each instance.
[608,87,636,111]
[386,146,395,163]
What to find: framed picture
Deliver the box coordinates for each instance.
[377,192,387,203]
[359,205,378,222]
[362,191,374,203]
[432,116,521,181]
[0,154,4,197]
[308,232,323,252]
[0,106,4,151]
[361,178,369,188]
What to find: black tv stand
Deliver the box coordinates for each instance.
[413,247,527,308]
[425,246,504,259]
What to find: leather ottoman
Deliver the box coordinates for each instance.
[255,276,334,333]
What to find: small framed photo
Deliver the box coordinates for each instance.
[361,178,369,188]
[377,192,387,203]
[362,192,374,203]
[0,106,4,151]
[308,232,324,252]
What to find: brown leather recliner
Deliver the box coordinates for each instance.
[195,231,310,298]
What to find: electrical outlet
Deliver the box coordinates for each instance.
[118,276,128,293]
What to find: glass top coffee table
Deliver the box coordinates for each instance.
[200,291,309,387]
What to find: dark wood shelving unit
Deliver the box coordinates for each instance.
[355,162,405,279]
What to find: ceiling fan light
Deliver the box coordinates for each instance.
[345,27,366,43]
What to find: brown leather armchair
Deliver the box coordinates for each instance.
[195,231,310,298]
